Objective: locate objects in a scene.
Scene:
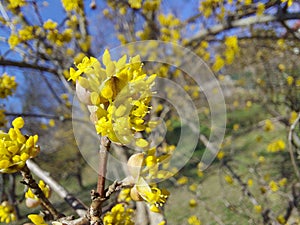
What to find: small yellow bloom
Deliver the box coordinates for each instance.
[188,215,201,225]
[277,214,286,224]
[257,2,265,16]
[43,19,58,30]
[286,76,294,85]
[48,119,55,127]
[189,183,197,192]
[0,201,16,223]
[128,0,142,9]
[289,111,298,124]
[189,198,198,207]
[225,175,233,184]
[269,180,279,192]
[254,204,262,213]
[28,214,48,225]
[264,119,274,132]
[177,176,188,185]
[267,139,285,152]
[247,179,253,187]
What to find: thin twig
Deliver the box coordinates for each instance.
[26,160,88,217]
[97,136,111,197]
[20,164,63,220]
[288,112,300,180]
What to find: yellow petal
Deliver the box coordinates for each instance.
[12,117,24,129]
[136,138,148,148]
[102,49,111,67]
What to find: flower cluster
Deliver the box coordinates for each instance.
[25,180,51,208]
[267,139,285,152]
[61,0,83,12]
[0,73,17,98]
[103,203,134,225]
[0,117,40,173]
[0,201,16,223]
[70,50,157,147]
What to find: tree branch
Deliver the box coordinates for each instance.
[26,160,88,217]
[288,112,300,180]
[186,12,300,46]
[0,59,58,76]
[20,164,63,220]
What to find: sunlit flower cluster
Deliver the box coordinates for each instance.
[7,0,26,9]
[0,201,16,223]
[0,73,17,98]
[267,139,285,152]
[61,0,83,12]
[157,13,181,42]
[188,215,201,225]
[0,117,39,173]
[70,50,157,146]
[103,203,134,225]
[128,0,142,9]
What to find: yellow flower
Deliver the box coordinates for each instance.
[177,176,188,185]
[277,214,286,224]
[264,119,274,132]
[257,2,265,16]
[254,204,262,213]
[189,183,197,192]
[0,73,18,98]
[279,178,287,187]
[289,111,298,124]
[43,19,58,30]
[48,119,55,127]
[286,76,294,85]
[61,0,82,11]
[225,175,233,184]
[247,179,253,187]
[233,123,239,131]
[8,34,19,49]
[189,198,198,207]
[71,50,157,145]
[128,0,142,9]
[217,150,225,160]
[0,201,16,223]
[25,180,51,200]
[103,203,134,225]
[7,0,26,9]
[18,26,34,41]
[281,0,293,7]
[28,214,48,225]
[269,180,279,192]
[188,215,201,225]
[0,117,39,173]
[267,139,285,152]
[212,55,225,72]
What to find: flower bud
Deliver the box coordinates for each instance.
[130,186,143,201]
[127,153,144,179]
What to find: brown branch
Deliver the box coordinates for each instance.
[288,112,300,181]
[26,160,88,217]
[97,136,111,197]
[4,112,88,124]
[0,58,58,75]
[20,164,63,220]
[186,12,300,46]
